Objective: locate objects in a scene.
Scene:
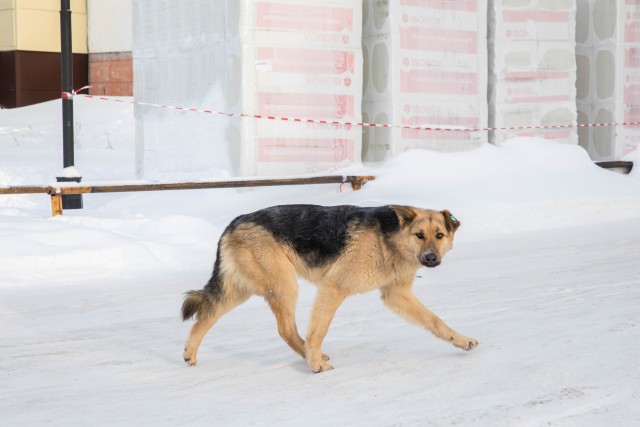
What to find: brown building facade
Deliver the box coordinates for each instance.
[0,50,88,108]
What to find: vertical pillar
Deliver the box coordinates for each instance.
[58,0,83,209]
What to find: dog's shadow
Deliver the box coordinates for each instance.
[187,343,313,374]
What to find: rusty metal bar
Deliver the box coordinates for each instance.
[1,175,375,216]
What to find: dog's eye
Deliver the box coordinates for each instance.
[436,232,444,239]
[415,232,425,240]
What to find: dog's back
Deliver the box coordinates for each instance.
[226,204,401,267]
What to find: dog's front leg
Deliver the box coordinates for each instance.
[380,283,478,351]
[306,286,346,373]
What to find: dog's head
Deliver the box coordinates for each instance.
[389,205,460,268]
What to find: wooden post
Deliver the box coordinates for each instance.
[349,176,375,190]
[51,193,63,216]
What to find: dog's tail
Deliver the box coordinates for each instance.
[181,243,226,321]
[181,290,216,321]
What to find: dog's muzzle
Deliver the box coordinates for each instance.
[419,251,440,268]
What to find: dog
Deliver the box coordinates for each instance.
[181,204,478,373]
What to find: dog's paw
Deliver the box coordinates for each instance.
[451,336,479,352]
[463,339,478,351]
[183,349,198,366]
[310,360,334,373]
[322,353,331,362]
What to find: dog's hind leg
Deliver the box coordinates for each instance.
[183,288,251,366]
[305,286,346,373]
[265,284,307,360]
[248,261,311,361]
[183,315,220,366]
[262,275,332,363]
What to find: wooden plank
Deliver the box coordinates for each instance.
[2,176,375,196]
[0,186,50,194]
[50,175,376,195]
[1,175,376,218]
[50,193,63,216]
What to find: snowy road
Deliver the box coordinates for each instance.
[2,218,639,426]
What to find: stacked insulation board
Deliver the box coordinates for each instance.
[488,0,578,146]
[576,0,640,160]
[362,0,488,162]
[132,0,637,179]
[133,0,362,178]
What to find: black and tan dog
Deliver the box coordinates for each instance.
[181,204,478,373]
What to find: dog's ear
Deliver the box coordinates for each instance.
[389,205,417,227]
[442,210,461,233]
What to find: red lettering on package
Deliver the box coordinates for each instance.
[404,115,479,128]
[626,22,640,43]
[399,0,476,12]
[505,71,571,81]
[258,138,354,162]
[625,47,640,68]
[517,129,572,140]
[399,28,477,54]
[401,128,472,142]
[625,106,640,124]
[624,85,640,105]
[508,95,570,104]
[257,47,355,74]
[400,70,478,95]
[502,10,569,23]
[256,3,353,32]
[258,93,355,119]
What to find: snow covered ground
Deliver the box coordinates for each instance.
[1,98,640,426]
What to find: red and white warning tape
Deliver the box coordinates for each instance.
[61,85,92,100]
[65,88,640,133]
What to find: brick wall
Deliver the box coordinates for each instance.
[89,52,132,96]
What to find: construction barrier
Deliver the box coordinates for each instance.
[0,175,375,217]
